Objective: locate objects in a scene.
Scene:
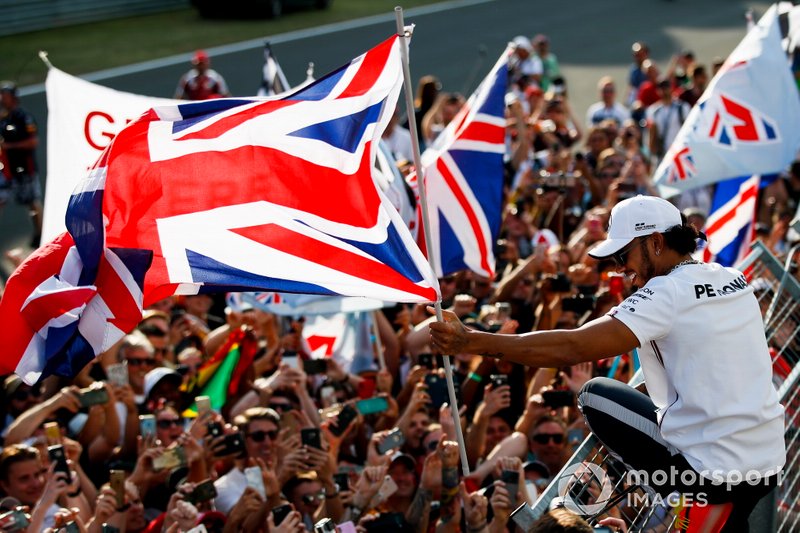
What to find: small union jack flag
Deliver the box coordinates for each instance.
[414,46,510,278]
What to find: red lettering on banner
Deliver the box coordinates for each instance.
[84,111,116,151]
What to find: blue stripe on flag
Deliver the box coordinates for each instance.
[438,210,468,275]
[172,99,256,134]
[186,249,338,295]
[338,221,425,283]
[66,189,105,282]
[476,64,508,117]
[288,102,382,153]
[287,64,348,102]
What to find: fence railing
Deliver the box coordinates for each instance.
[529,240,800,532]
[0,0,188,37]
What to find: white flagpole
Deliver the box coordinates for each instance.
[394,6,470,476]
[371,310,386,370]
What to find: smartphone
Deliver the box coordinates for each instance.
[106,363,129,387]
[303,359,328,375]
[301,428,322,449]
[78,386,110,408]
[282,350,300,370]
[206,421,224,438]
[110,470,126,508]
[330,404,358,437]
[561,294,595,315]
[501,469,519,508]
[139,415,156,438]
[320,385,336,406]
[542,389,575,409]
[101,525,120,533]
[356,377,376,400]
[337,522,357,533]
[424,373,448,410]
[490,374,508,389]
[417,353,434,370]
[152,447,187,471]
[216,432,246,457]
[44,422,61,446]
[333,472,350,492]
[374,475,398,503]
[0,509,30,532]
[376,428,405,455]
[607,273,625,297]
[48,445,70,478]
[244,466,266,499]
[314,518,336,533]
[271,504,292,526]
[509,502,537,531]
[549,272,572,293]
[363,513,405,532]
[495,302,512,322]
[186,479,218,505]
[195,396,211,416]
[355,396,389,416]
[58,522,81,533]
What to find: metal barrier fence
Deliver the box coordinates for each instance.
[529,240,800,532]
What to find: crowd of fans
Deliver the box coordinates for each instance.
[1,30,799,533]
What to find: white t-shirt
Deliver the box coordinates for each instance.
[383,125,414,163]
[585,101,630,127]
[646,100,691,154]
[609,262,785,481]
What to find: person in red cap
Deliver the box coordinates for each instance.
[430,195,784,531]
[174,50,230,101]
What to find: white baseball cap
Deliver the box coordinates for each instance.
[589,195,681,259]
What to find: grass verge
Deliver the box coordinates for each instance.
[2,0,438,87]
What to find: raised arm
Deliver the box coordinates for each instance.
[428,309,639,367]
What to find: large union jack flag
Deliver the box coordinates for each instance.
[0,34,439,382]
[414,46,510,278]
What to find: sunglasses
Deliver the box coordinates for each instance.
[301,491,326,505]
[12,385,43,402]
[268,403,292,413]
[611,236,648,267]
[532,433,564,445]
[127,358,157,367]
[157,418,183,429]
[440,276,457,284]
[247,429,279,442]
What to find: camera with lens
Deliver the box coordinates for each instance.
[536,171,578,193]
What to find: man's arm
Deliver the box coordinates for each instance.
[429,310,639,367]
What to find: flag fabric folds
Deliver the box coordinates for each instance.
[654,5,800,197]
[257,42,290,97]
[699,175,760,267]
[415,46,510,278]
[0,34,439,383]
[186,328,258,413]
[0,233,151,383]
